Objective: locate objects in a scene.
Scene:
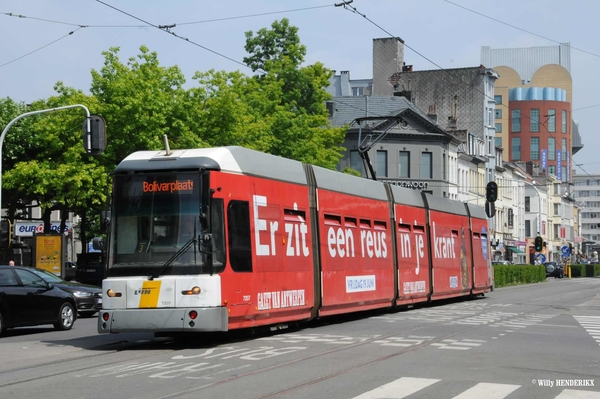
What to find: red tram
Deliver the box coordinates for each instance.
[98,146,492,334]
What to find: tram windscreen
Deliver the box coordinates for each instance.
[109,172,210,276]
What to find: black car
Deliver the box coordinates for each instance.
[544,261,564,278]
[75,252,106,287]
[0,265,77,336]
[29,268,103,318]
[64,261,77,281]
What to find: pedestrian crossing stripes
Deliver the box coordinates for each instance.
[350,377,600,399]
[574,315,600,346]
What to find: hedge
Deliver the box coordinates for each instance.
[494,265,546,288]
[568,264,600,278]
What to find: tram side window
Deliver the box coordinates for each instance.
[211,198,226,272]
[227,200,252,272]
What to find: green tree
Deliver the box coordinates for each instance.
[0,98,36,220]
[90,45,207,167]
[241,19,346,169]
[1,86,109,244]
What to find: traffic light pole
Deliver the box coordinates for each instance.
[0,104,91,219]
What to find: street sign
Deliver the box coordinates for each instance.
[536,253,546,263]
[561,245,571,257]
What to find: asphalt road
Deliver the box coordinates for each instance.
[1,277,600,399]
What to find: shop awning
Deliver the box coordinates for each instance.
[506,246,525,254]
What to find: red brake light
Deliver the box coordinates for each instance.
[188,310,198,320]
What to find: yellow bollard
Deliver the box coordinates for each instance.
[568,265,571,279]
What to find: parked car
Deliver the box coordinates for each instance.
[0,265,77,336]
[28,268,102,318]
[75,252,106,287]
[64,261,77,281]
[492,260,512,265]
[544,262,564,278]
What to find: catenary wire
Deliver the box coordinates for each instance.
[95,0,253,72]
[0,27,84,68]
[335,2,595,176]
[442,0,600,59]
[2,3,597,176]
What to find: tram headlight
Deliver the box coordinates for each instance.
[106,289,122,298]
[182,286,201,295]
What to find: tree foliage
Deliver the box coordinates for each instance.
[0,19,347,247]
[1,85,109,241]
[90,45,207,166]
[240,18,345,169]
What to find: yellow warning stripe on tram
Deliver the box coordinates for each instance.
[139,280,162,308]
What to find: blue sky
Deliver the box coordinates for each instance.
[1,0,599,174]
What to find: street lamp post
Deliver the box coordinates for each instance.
[0,104,91,216]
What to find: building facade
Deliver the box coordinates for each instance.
[572,173,600,257]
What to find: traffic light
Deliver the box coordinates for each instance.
[82,114,106,155]
[486,181,498,203]
[0,219,12,250]
[534,236,543,252]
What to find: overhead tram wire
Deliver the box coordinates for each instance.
[2,4,334,29]
[2,3,336,71]
[0,12,87,27]
[335,2,595,176]
[442,0,600,59]
[95,0,253,72]
[175,4,334,26]
[0,27,84,68]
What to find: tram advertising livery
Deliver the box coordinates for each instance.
[98,146,491,334]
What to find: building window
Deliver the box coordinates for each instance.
[548,138,555,160]
[399,151,410,178]
[525,196,530,212]
[350,150,362,174]
[562,166,567,181]
[421,152,432,179]
[530,137,539,160]
[495,109,502,119]
[549,165,556,175]
[494,95,502,105]
[525,220,531,238]
[376,150,387,177]
[511,109,521,132]
[352,87,364,96]
[495,123,502,133]
[443,153,447,180]
[548,109,556,132]
[562,138,567,153]
[512,138,521,161]
[495,137,502,148]
[530,109,540,132]
[562,110,567,133]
